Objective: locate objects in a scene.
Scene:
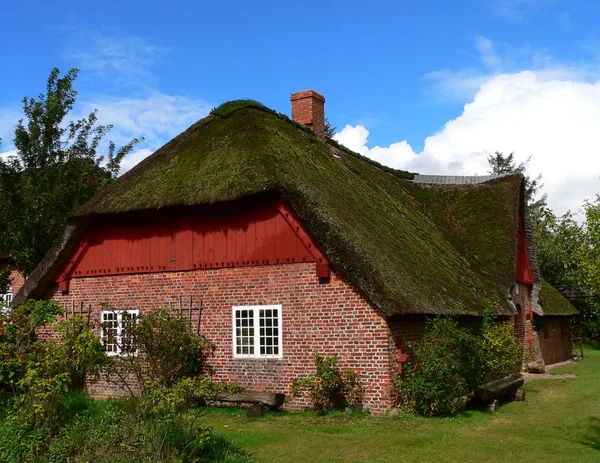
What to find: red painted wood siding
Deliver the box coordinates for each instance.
[516,215,533,285]
[55,200,329,287]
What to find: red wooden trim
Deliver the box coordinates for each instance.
[516,214,533,285]
[55,232,94,291]
[275,201,331,278]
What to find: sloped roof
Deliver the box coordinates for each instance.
[18,101,526,317]
[538,278,579,316]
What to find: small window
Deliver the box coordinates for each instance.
[101,310,139,356]
[232,305,282,358]
[0,287,13,304]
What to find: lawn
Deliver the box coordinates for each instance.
[201,346,600,463]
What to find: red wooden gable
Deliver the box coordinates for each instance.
[55,200,330,291]
[516,214,533,285]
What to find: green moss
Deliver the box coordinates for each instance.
[211,100,269,117]
[403,176,522,305]
[72,104,522,317]
[539,278,579,316]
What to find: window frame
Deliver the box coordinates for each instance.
[0,287,13,304]
[232,305,283,359]
[100,309,139,356]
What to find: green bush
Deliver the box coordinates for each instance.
[402,318,476,416]
[0,301,106,430]
[0,394,255,463]
[402,316,523,416]
[0,300,64,393]
[104,306,216,394]
[0,303,249,462]
[291,351,363,414]
[478,316,523,384]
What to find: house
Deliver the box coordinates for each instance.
[0,250,25,309]
[15,91,577,413]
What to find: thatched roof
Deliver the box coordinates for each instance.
[538,278,579,316]
[18,100,540,317]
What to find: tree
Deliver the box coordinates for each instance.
[324,118,337,139]
[487,152,600,339]
[487,151,546,211]
[0,68,141,274]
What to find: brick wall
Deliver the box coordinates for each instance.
[538,317,572,365]
[9,266,25,295]
[45,262,394,414]
[510,282,571,365]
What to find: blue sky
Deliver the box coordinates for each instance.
[1,0,600,215]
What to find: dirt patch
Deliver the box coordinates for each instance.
[523,359,577,382]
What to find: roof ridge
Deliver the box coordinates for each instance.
[410,173,517,185]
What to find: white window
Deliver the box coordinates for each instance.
[101,310,139,356]
[0,287,13,305]
[232,305,282,358]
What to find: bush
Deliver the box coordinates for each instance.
[0,301,106,431]
[478,316,523,384]
[402,318,476,416]
[291,351,363,414]
[0,394,256,463]
[104,306,216,394]
[0,302,251,462]
[402,316,523,416]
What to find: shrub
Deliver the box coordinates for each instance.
[401,316,523,416]
[291,351,363,414]
[104,306,216,394]
[0,300,64,392]
[0,393,256,463]
[478,317,523,384]
[402,318,477,416]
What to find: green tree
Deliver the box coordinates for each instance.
[0,68,141,274]
[487,151,546,211]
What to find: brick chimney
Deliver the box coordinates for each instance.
[290,90,326,141]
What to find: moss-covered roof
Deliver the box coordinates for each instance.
[24,100,526,317]
[538,278,579,316]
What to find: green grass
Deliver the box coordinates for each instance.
[201,346,600,463]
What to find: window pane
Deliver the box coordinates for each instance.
[234,308,255,356]
[101,312,118,353]
[121,312,138,353]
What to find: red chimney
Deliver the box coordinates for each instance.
[290,90,326,141]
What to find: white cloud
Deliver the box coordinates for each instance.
[426,34,600,105]
[334,70,600,217]
[0,149,17,163]
[62,27,168,89]
[78,92,211,148]
[120,148,154,173]
[0,108,21,146]
[489,0,559,20]
[0,29,212,174]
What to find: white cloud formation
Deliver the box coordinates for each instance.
[0,149,17,163]
[489,0,559,20]
[78,92,211,148]
[120,148,154,173]
[0,28,212,175]
[334,70,600,217]
[62,27,168,89]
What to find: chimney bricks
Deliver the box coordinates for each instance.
[290,90,326,141]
